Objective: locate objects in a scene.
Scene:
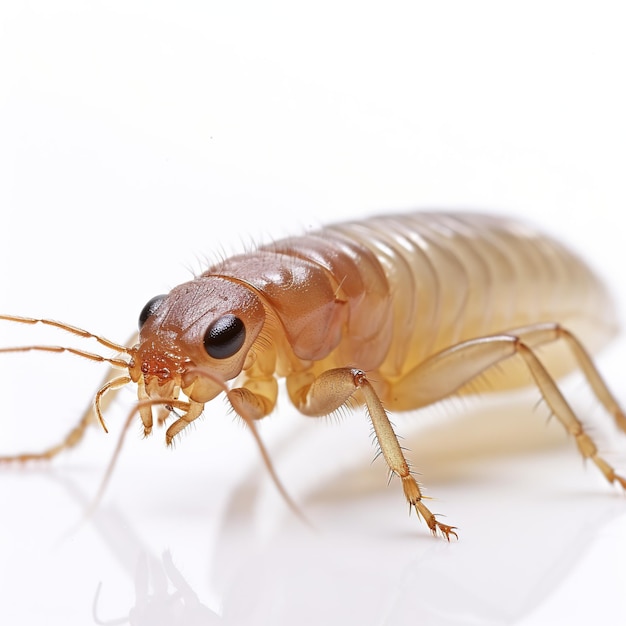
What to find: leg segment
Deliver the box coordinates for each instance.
[288,367,458,539]
[0,374,131,463]
[390,323,626,490]
[0,409,95,463]
[516,341,626,488]
[550,325,626,433]
[164,400,205,445]
[357,371,458,539]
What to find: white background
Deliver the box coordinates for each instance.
[1,2,626,625]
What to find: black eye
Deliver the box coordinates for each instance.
[204,314,246,359]
[138,294,167,330]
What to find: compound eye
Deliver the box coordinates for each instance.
[138,294,167,330]
[203,314,246,359]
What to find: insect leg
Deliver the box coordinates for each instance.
[164,400,204,445]
[0,374,131,463]
[224,357,280,421]
[161,371,279,445]
[521,323,626,433]
[0,410,95,463]
[504,323,626,485]
[182,370,307,526]
[390,327,626,490]
[287,367,458,540]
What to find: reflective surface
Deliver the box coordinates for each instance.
[2,382,626,625]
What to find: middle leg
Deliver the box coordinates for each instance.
[288,367,458,539]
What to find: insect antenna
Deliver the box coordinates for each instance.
[0,316,135,432]
[0,314,131,354]
[237,405,314,529]
[0,344,129,369]
[186,366,313,528]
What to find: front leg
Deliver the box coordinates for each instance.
[288,367,458,540]
[164,399,205,445]
[222,374,309,524]
[228,375,279,420]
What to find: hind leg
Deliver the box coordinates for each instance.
[390,323,626,490]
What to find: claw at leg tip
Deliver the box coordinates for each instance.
[614,474,626,491]
[439,525,459,541]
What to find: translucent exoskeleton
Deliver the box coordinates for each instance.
[2,212,625,539]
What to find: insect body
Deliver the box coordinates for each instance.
[2,212,625,539]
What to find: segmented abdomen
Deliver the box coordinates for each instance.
[322,212,617,385]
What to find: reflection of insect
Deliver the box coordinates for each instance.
[93,551,217,626]
[1,212,625,539]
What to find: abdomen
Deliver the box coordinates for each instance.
[323,212,617,389]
